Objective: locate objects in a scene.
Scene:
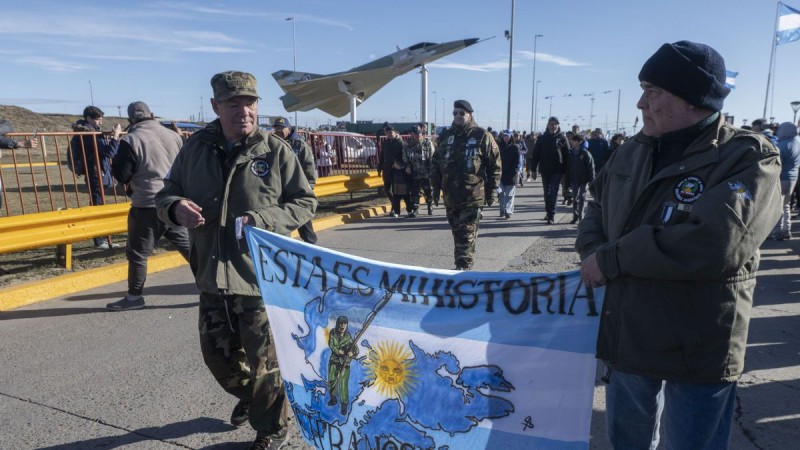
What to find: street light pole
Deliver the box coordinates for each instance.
[534,80,541,133]
[286,17,297,127]
[791,100,800,123]
[545,95,554,117]
[88,80,94,106]
[529,33,543,132]
[616,89,621,133]
[432,91,437,129]
[505,0,516,130]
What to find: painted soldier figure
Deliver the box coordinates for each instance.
[327,316,357,415]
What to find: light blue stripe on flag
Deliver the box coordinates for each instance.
[725,71,738,90]
[777,2,800,45]
[246,227,604,450]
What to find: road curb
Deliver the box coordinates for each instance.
[0,201,394,311]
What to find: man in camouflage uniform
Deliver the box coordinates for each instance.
[155,71,317,450]
[327,316,357,415]
[403,123,436,216]
[272,116,318,244]
[431,100,501,270]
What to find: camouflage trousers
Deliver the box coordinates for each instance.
[409,177,433,211]
[198,292,287,435]
[445,205,482,269]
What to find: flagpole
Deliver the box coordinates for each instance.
[763,2,781,118]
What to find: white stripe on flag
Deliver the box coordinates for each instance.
[777,3,800,44]
[725,71,737,89]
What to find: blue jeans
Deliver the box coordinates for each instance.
[605,369,736,449]
[499,184,516,216]
[540,172,562,218]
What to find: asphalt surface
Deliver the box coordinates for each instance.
[1,181,798,450]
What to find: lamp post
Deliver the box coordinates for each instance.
[615,89,621,133]
[505,0,516,130]
[792,100,800,123]
[545,95,554,117]
[529,33,543,132]
[533,80,542,133]
[88,80,94,106]
[286,17,297,126]
[432,91,437,129]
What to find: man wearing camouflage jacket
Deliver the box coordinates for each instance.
[403,123,436,216]
[432,100,500,270]
[155,71,317,450]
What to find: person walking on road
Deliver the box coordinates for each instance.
[576,41,782,449]
[530,116,570,224]
[107,101,190,311]
[431,100,500,270]
[272,116,318,244]
[498,130,520,219]
[403,123,436,216]
[767,121,800,241]
[566,133,595,224]
[382,126,410,217]
[155,71,317,450]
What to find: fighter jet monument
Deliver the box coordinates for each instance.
[272,38,482,122]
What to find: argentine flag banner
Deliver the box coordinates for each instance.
[777,2,800,45]
[247,227,604,450]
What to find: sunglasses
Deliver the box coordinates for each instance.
[452,110,468,116]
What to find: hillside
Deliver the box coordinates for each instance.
[0,105,128,133]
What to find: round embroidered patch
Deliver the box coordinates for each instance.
[249,159,270,177]
[674,176,704,203]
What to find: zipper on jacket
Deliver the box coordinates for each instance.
[222,296,235,333]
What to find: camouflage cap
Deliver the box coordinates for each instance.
[210,71,260,102]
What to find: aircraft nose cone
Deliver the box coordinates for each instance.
[464,38,479,46]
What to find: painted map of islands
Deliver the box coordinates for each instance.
[287,288,516,450]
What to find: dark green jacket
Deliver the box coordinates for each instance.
[275,130,317,188]
[431,122,500,208]
[576,115,782,382]
[155,120,317,296]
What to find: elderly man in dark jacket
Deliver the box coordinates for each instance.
[576,41,781,449]
[530,116,570,224]
[108,101,189,311]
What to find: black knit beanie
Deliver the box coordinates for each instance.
[638,40,730,111]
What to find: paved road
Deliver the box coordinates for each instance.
[1,182,798,449]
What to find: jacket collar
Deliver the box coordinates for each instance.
[635,112,723,156]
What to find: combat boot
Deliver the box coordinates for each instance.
[230,400,249,427]
[427,204,433,215]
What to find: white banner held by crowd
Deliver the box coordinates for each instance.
[247,227,604,450]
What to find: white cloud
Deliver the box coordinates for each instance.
[173,31,244,45]
[183,46,254,53]
[17,57,92,73]
[155,2,354,31]
[517,50,587,67]
[428,59,513,72]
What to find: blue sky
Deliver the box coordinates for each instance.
[2,0,799,134]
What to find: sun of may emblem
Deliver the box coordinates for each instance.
[366,340,418,399]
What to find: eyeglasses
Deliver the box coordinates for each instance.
[452,110,467,116]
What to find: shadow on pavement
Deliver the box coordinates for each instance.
[64,282,198,301]
[36,416,235,450]
[0,302,197,320]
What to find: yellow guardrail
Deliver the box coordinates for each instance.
[0,172,380,269]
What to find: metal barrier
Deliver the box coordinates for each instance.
[0,171,380,269]
[0,130,381,218]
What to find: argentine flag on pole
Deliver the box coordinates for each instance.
[725,71,738,90]
[777,2,800,45]
[247,227,604,450]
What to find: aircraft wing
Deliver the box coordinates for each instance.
[272,67,395,118]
